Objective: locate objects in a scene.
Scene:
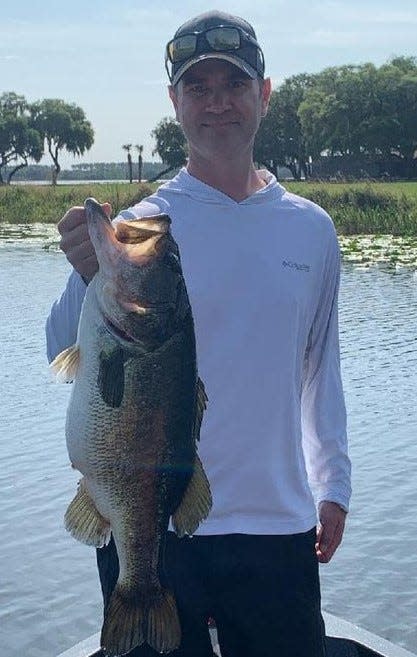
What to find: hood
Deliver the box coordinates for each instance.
[156,168,286,207]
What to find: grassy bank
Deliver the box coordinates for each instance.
[1,181,417,236]
[0,183,155,225]
[287,181,417,235]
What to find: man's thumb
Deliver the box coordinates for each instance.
[101,202,112,218]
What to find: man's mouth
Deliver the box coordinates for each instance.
[202,120,239,128]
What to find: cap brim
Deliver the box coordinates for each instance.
[171,52,258,86]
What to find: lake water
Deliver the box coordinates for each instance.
[1,227,416,656]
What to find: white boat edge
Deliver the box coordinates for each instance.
[322,612,416,657]
[55,612,417,657]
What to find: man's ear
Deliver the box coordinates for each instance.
[168,85,179,121]
[260,77,272,118]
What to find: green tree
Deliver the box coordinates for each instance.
[0,92,43,184]
[374,58,417,170]
[135,144,144,182]
[150,117,187,182]
[122,143,133,183]
[298,58,417,177]
[255,74,313,179]
[254,90,286,177]
[298,65,372,158]
[32,98,94,184]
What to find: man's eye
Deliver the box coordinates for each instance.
[230,79,247,89]
[188,85,206,95]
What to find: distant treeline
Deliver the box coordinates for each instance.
[254,56,417,180]
[2,56,417,186]
[4,161,176,183]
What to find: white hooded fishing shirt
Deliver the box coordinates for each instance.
[46,169,351,535]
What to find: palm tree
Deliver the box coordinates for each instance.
[122,143,133,183]
[135,144,144,182]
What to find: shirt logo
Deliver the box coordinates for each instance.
[282,260,311,272]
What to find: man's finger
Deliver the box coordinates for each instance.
[58,202,112,236]
[58,207,86,234]
[316,523,339,563]
[60,224,91,253]
[316,501,347,563]
[65,240,96,263]
[66,250,98,282]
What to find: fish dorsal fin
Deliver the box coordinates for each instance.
[115,215,170,244]
[50,345,80,383]
[193,377,208,442]
[97,347,125,408]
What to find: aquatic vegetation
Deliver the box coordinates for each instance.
[339,234,417,269]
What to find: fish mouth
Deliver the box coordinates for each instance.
[102,303,175,344]
[104,316,137,343]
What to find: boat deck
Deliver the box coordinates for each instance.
[55,612,417,657]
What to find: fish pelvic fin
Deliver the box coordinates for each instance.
[50,345,80,383]
[172,454,212,537]
[64,478,111,547]
[193,377,208,442]
[101,586,181,656]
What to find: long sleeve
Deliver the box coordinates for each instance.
[45,269,87,363]
[301,231,351,512]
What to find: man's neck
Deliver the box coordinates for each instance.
[186,157,266,202]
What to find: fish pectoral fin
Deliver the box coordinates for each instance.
[50,345,80,383]
[172,454,212,537]
[101,585,180,656]
[193,377,208,442]
[64,478,111,547]
[97,347,125,407]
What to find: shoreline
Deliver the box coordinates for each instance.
[1,222,417,271]
[1,183,417,261]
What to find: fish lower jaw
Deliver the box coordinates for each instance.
[102,316,148,350]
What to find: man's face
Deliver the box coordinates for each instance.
[169,59,271,163]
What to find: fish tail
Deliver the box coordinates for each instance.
[147,588,181,653]
[64,478,111,547]
[101,586,181,655]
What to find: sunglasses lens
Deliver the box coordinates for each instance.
[169,34,197,62]
[205,27,240,51]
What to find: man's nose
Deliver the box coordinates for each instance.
[205,88,232,113]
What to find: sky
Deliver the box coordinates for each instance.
[1,0,416,169]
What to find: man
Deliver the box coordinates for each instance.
[46,10,351,657]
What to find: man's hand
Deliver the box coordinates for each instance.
[58,202,112,283]
[315,501,347,563]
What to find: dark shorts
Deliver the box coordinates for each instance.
[97,528,325,657]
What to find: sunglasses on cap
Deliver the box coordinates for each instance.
[165,25,264,81]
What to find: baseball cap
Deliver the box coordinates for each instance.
[165,10,265,86]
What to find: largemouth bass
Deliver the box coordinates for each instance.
[51,198,212,656]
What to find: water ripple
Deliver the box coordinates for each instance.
[1,248,417,655]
